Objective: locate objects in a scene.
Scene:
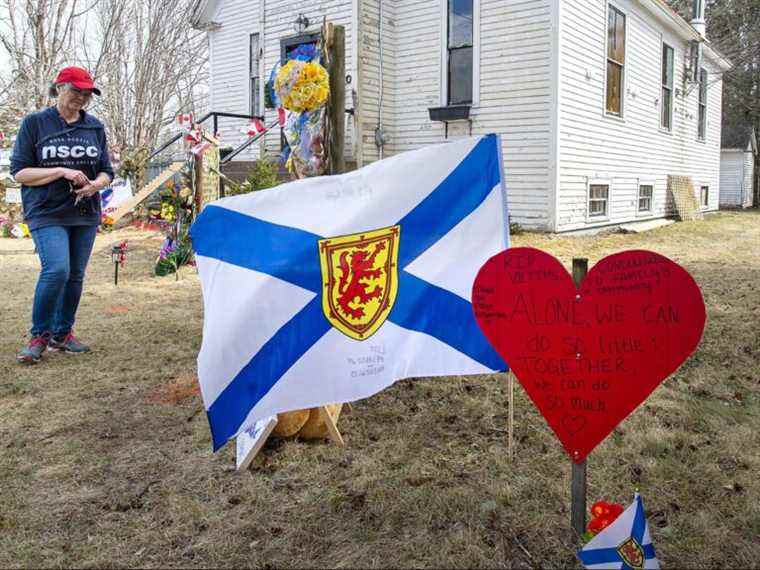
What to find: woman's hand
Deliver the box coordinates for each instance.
[59,168,90,187]
[72,182,102,200]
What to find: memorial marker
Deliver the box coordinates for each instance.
[472,247,705,462]
[472,247,706,533]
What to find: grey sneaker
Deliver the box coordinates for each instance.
[48,331,90,354]
[17,334,51,364]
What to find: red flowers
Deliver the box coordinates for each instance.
[587,501,624,536]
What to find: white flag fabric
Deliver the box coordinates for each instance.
[577,494,660,569]
[190,135,509,450]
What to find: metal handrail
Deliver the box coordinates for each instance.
[220,119,280,165]
[148,111,265,160]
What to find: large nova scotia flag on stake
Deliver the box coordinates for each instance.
[190,134,508,450]
[578,495,660,570]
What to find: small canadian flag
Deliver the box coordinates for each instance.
[177,113,194,131]
[241,118,267,137]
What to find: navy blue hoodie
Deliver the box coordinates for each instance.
[10,106,114,231]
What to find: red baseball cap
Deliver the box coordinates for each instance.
[54,66,101,96]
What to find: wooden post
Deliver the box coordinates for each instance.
[508,371,515,461]
[193,153,204,216]
[327,25,346,175]
[571,258,589,537]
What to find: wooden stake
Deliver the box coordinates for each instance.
[571,258,589,537]
[508,371,515,461]
[319,406,345,446]
[193,152,204,215]
[327,25,346,175]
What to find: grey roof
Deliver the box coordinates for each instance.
[721,123,757,152]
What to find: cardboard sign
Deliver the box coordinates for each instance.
[235,416,278,471]
[100,177,132,215]
[472,248,705,463]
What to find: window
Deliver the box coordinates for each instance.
[638,185,653,212]
[698,68,708,140]
[661,44,674,130]
[281,33,320,62]
[447,0,474,105]
[700,185,709,207]
[249,33,261,116]
[589,184,610,217]
[606,5,626,115]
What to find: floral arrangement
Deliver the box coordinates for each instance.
[155,235,193,278]
[152,172,196,278]
[274,60,330,113]
[150,180,193,224]
[581,500,625,543]
[0,215,30,239]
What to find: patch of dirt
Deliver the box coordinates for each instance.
[146,371,200,405]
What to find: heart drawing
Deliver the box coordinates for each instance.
[472,248,706,463]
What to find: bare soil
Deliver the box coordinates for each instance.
[1,211,758,568]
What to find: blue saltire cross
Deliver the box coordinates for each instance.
[191,135,507,449]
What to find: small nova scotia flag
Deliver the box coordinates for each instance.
[578,494,660,570]
[190,135,508,450]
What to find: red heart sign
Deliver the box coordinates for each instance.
[472,248,706,463]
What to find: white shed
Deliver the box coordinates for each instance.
[720,125,756,209]
[193,0,732,231]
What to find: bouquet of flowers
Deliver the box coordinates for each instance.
[274,60,330,113]
[155,235,193,278]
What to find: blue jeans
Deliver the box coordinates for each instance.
[30,225,98,337]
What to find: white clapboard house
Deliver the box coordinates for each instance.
[192,0,731,231]
[719,123,757,209]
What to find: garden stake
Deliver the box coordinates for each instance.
[571,257,589,537]
[111,242,128,286]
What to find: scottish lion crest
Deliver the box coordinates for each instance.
[318,226,400,340]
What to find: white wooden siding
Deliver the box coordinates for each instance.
[356,0,397,165]
[720,150,745,207]
[557,0,724,231]
[207,0,261,161]
[367,0,554,229]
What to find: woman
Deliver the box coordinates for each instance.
[11,66,114,364]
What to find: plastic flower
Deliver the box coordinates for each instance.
[160,203,176,221]
[275,60,329,113]
[587,500,625,536]
[158,238,176,261]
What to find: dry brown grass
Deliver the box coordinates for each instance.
[1,212,759,568]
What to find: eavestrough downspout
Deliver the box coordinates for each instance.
[374,0,386,159]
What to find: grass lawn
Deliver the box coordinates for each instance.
[1,211,758,568]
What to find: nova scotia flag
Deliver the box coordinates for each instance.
[190,135,508,450]
[578,494,660,569]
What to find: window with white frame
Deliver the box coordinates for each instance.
[638,184,654,213]
[606,5,626,116]
[700,185,709,207]
[698,68,708,140]
[589,184,610,218]
[446,0,474,105]
[661,44,674,130]
[249,33,261,116]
